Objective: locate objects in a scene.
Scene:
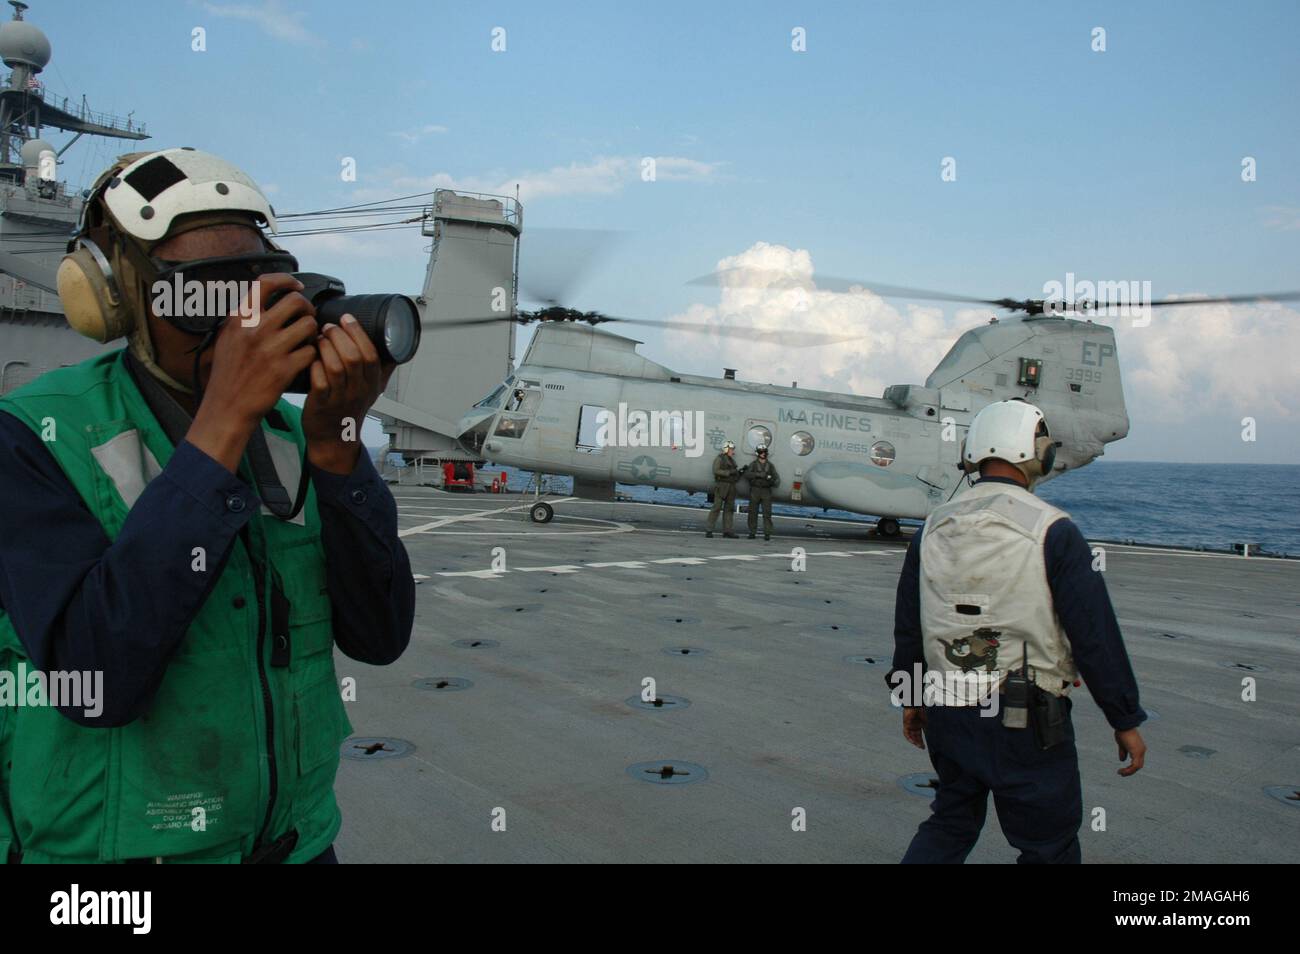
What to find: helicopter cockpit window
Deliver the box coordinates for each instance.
[502,387,542,414]
[474,384,508,410]
[790,431,815,456]
[744,425,773,453]
[493,416,530,439]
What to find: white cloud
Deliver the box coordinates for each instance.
[201,1,323,47]
[391,124,449,144]
[662,242,966,396]
[353,154,721,204]
[1262,205,1300,231]
[667,243,1300,428]
[1116,296,1300,419]
[650,156,725,181]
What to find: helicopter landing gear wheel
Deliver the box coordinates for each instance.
[530,502,554,524]
[877,517,900,538]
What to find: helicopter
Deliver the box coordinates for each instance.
[446,276,1299,535]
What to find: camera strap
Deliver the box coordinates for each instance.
[124,350,309,521]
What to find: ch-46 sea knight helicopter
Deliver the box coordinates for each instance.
[449,274,1299,535]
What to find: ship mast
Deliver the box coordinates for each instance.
[0,0,148,183]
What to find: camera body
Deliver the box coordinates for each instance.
[277,272,421,393]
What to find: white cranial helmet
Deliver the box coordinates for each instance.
[961,399,1056,481]
[99,147,278,242]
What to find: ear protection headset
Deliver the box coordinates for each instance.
[57,157,147,343]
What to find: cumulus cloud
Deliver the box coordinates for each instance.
[667,243,1300,425]
[663,242,966,396]
[1116,296,1300,419]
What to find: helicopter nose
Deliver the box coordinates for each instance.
[457,410,495,455]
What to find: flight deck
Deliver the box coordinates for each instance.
[331,489,1300,863]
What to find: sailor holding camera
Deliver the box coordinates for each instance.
[0,149,415,863]
[888,399,1147,864]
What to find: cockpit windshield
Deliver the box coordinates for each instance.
[474,383,509,410]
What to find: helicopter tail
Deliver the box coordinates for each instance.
[918,316,1129,476]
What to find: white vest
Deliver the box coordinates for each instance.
[919,480,1077,701]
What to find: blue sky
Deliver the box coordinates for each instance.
[28,0,1300,462]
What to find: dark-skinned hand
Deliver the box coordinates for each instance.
[903,707,927,750]
[187,273,318,473]
[301,314,397,474]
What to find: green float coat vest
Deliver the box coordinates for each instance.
[0,350,352,863]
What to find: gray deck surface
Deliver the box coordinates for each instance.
[332,489,1300,863]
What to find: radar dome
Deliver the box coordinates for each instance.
[0,19,50,71]
[20,137,54,165]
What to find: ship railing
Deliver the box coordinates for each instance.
[13,82,147,135]
[426,189,521,227]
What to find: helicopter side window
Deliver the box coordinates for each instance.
[744,424,773,452]
[790,431,815,456]
[663,412,685,449]
[575,404,608,453]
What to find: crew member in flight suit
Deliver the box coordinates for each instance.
[741,445,779,540]
[705,440,740,538]
[888,399,1147,864]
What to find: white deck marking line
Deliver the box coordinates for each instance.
[432,549,900,578]
[399,497,577,536]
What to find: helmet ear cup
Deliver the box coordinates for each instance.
[57,238,135,343]
[1022,434,1056,478]
[1038,435,1057,475]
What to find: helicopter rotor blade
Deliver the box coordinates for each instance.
[1091,291,1300,313]
[595,314,866,348]
[518,227,627,307]
[687,269,1005,307]
[422,312,864,347]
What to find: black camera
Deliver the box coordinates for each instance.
[275,272,421,393]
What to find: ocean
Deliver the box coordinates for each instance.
[469,461,1300,557]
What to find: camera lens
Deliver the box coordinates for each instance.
[314,292,421,365]
[380,296,419,364]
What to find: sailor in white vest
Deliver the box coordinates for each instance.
[889,399,1147,864]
